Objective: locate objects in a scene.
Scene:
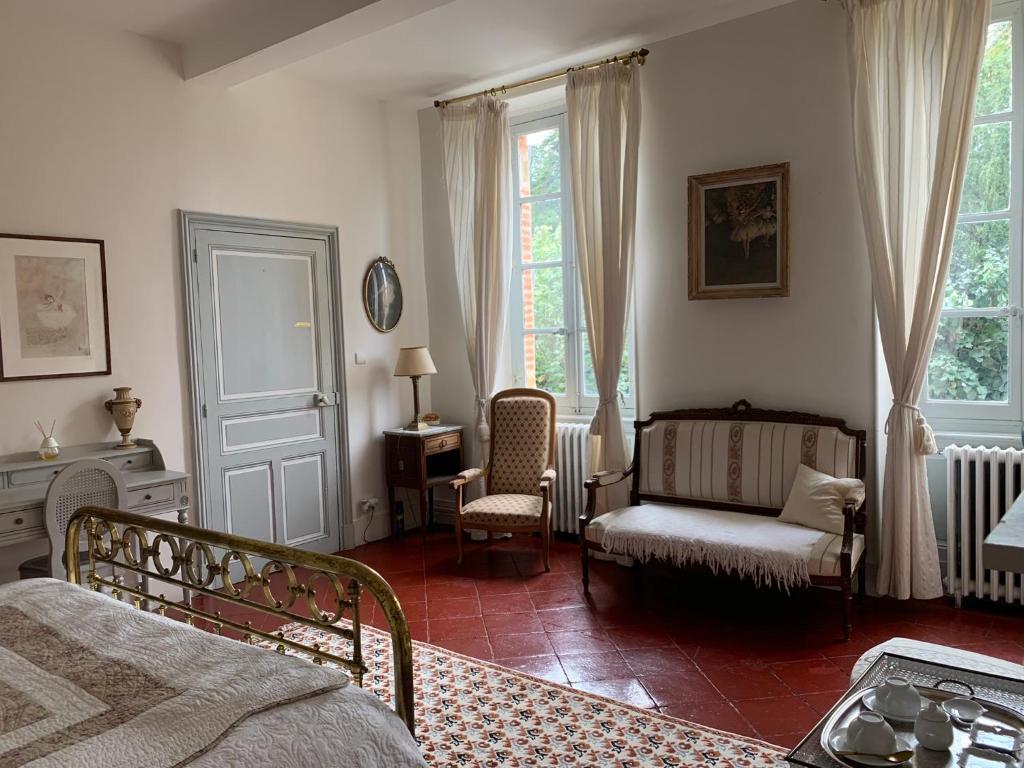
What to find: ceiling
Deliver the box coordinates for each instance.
[8,0,795,102]
[284,0,795,103]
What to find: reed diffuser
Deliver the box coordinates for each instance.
[35,420,59,460]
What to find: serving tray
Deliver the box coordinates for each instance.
[787,654,1024,768]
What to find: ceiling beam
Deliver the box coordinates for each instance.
[184,0,455,88]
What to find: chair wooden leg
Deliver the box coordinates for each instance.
[841,578,853,640]
[486,530,493,543]
[453,498,464,566]
[541,524,550,572]
[858,563,867,598]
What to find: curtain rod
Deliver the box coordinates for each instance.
[433,47,649,109]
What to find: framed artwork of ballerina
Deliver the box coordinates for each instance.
[0,233,111,381]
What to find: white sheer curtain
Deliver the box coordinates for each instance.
[845,0,989,598]
[440,96,513,468]
[566,62,641,514]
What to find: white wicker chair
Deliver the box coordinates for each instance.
[18,458,128,581]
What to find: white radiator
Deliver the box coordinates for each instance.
[945,444,1024,606]
[553,423,590,534]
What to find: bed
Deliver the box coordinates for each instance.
[0,506,425,768]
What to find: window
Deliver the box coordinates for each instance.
[924,3,1022,434]
[508,109,635,418]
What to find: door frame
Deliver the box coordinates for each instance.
[178,211,353,549]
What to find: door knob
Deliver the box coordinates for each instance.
[315,393,331,407]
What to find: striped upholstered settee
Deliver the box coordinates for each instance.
[580,400,868,638]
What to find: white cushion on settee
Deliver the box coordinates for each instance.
[586,503,864,581]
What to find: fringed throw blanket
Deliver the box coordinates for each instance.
[0,579,348,768]
[598,504,826,590]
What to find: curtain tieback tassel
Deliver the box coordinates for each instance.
[885,400,937,455]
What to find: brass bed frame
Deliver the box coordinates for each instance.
[65,506,415,735]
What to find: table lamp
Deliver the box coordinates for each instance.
[394,346,437,430]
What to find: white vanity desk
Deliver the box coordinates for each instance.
[0,439,190,547]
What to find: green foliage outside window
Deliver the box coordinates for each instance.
[927,21,1012,404]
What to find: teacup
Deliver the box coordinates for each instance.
[847,712,898,755]
[875,676,922,718]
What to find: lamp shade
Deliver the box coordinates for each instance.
[394,346,437,377]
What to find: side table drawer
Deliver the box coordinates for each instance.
[425,432,460,456]
[127,482,177,509]
[0,508,43,535]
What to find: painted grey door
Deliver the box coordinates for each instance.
[191,227,342,555]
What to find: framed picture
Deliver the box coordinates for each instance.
[688,162,789,300]
[0,233,111,381]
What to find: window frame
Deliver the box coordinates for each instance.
[923,0,1023,437]
[507,106,636,420]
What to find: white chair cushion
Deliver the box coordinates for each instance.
[587,503,864,582]
[778,464,865,535]
[852,638,1024,684]
[460,494,544,527]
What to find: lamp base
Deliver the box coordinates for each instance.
[405,419,430,431]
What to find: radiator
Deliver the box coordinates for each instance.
[945,444,1024,606]
[553,423,590,534]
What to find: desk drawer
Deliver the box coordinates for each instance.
[0,509,42,535]
[109,453,152,472]
[9,464,64,487]
[425,432,460,456]
[127,482,176,509]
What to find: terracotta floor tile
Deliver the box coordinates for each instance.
[436,635,494,660]
[606,625,675,650]
[493,655,568,684]
[638,669,721,706]
[622,646,695,677]
[770,659,850,694]
[658,698,757,737]
[802,691,845,717]
[546,629,616,655]
[489,632,554,659]
[735,696,821,735]
[536,607,603,632]
[559,651,627,683]
[425,597,481,619]
[530,588,586,610]
[482,611,543,636]
[761,731,810,749]
[573,677,656,708]
[702,664,790,700]
[428,616,487,641]
[479,593,535,615]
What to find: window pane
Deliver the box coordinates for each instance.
[976,20,1012,117]
[945,219,1010,308]
[519,200,562,264]
[581,330,632,399]
[928,316,1008,402]
[522,267,563,329]
[516,128,560,196]
[960,122,1011,214]
[524,333,566,395]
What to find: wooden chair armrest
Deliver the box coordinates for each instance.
[583,466,633,491]
[450,467,485,490]
[539,468,557,488]
[840,501,857,557]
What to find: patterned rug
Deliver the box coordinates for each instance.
[269,621,788,767]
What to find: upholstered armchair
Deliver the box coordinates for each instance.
[449,388,557,571]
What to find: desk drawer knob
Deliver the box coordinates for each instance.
[144,494,152,501]
[14,518,23,526]
[439,440,447,448]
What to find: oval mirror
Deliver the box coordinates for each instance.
[363,256,403,333]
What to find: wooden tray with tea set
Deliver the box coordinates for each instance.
[788,654,1024,768]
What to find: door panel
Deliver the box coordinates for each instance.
[224,463,275,541]
[192,226,341,555]
[282,453,326,545]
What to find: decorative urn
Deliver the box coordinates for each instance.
[104,387,143,449]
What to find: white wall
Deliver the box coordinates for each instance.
[419,0,877,545]
[0,7,426,576]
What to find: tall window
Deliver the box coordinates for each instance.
[925,2,1022,433]
[508,109,635,417]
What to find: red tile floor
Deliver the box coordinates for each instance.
[340,530,1024,749]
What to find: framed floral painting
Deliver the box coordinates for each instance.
[0,233,111,381]
[687,162,789,300]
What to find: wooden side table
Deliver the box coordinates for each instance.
[384,425,464,539]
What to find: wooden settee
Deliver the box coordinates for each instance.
[580,400,868,638]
